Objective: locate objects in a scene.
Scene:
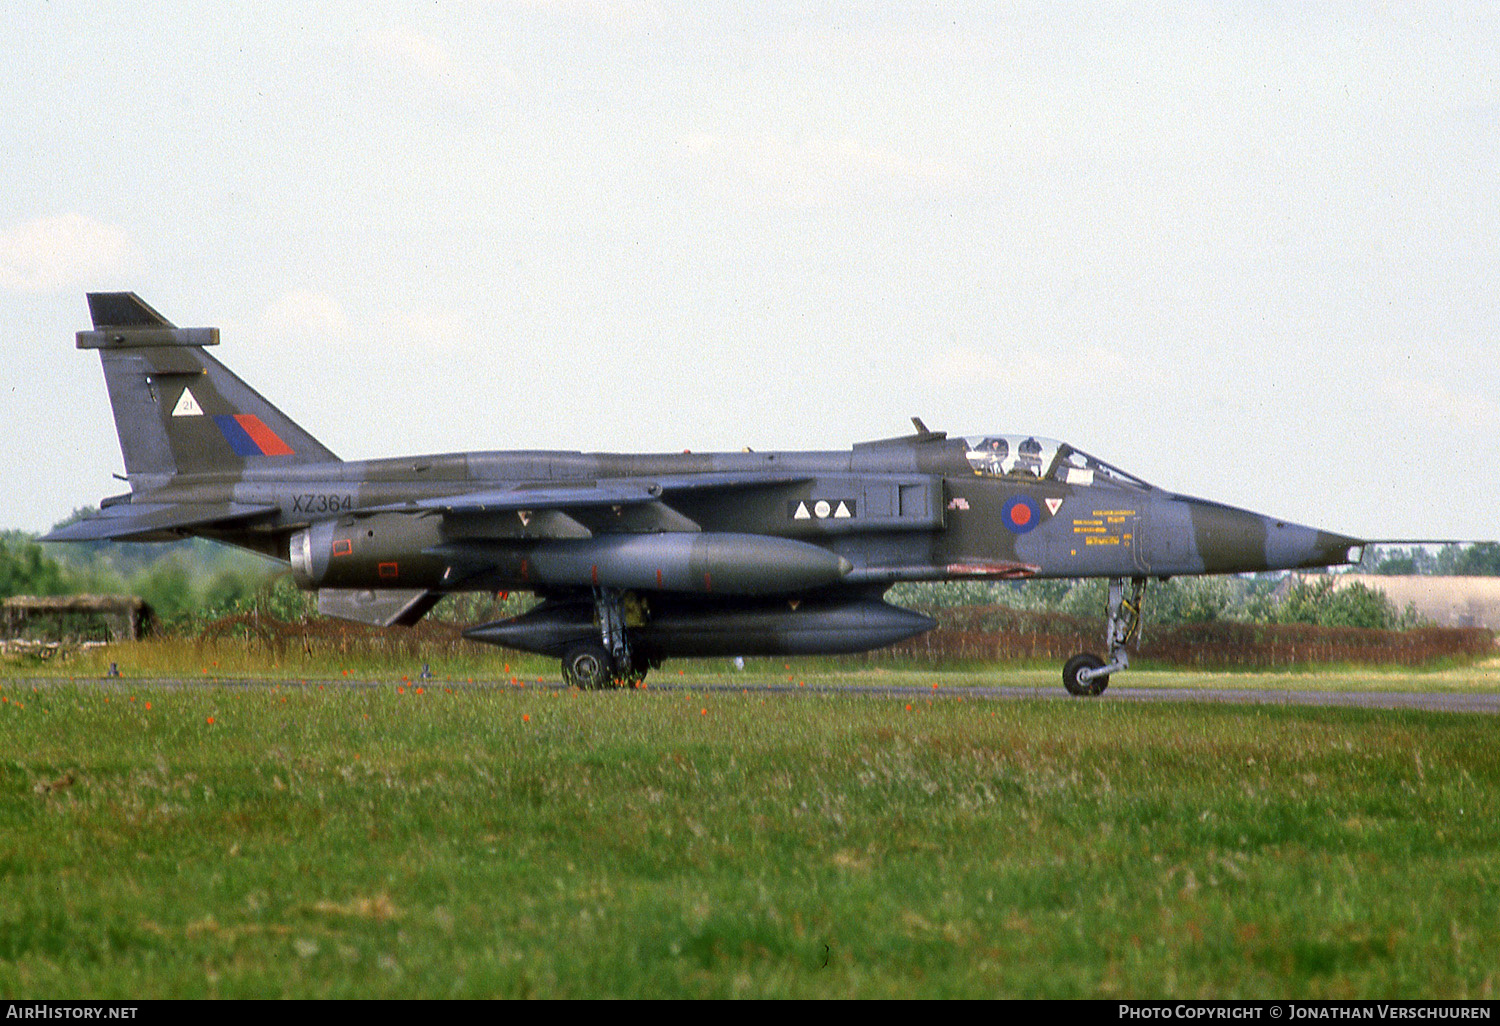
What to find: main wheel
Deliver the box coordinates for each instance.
[1062,652,1109,697]
[561,642,614,690]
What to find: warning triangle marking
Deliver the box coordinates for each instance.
[834,501,852,518]
[793,502,812,520]
[1045,498,1063,515]
[172,389,204,417]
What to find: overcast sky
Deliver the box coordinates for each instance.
[2,1,1497,541]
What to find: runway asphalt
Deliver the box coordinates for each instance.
[660,681,1500,713]
[14,675,1500,714]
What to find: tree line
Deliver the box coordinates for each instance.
[1357,543,1500,576]
[886,575,1425,631]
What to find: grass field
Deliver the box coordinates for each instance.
[3,660,1499,998]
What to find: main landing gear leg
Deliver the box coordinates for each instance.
[1062,576,1146,697]
[561,589,646,690]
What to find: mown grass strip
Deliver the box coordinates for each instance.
[2,679,1498,998]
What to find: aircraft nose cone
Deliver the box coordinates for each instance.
[1267,522,1364,571]
[1154,496,1364,574]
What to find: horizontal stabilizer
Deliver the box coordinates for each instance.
[40,502,279,543]
[318,588,441,628]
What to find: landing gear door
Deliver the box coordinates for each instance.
[1127,507,1149,573]
[1091,506,1148,574]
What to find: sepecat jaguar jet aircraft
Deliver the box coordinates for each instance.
[45,293,1366,695]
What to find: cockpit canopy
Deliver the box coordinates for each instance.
[962,435,1150,489]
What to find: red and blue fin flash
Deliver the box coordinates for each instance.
[214,414,295,457]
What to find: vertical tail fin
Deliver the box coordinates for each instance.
[81,292,338,485]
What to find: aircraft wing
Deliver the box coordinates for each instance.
[367,474,816,540]
[44,475,818,546]
[364,482,663,515]
[369,473,813,514]
[649,472,814,493]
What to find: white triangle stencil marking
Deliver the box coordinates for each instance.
[172,389,204,417]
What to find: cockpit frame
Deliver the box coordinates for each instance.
[962,435,1152,490]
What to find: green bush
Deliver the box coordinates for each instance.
[1260,577,1421,630]
[0,536,76,598]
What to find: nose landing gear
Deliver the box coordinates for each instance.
[1063,576,1145,696]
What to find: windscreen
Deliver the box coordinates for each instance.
[963,436,1151,489]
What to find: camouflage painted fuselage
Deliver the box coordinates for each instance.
[89,440,1360,590]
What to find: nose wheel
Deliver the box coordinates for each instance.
[1063,576,1146,697]
[1062,653,1109,696]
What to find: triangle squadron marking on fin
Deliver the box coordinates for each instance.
[172,389,203,417]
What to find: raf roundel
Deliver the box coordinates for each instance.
[1001,495,1042,534]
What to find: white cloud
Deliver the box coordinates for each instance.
[0,214,141,293]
